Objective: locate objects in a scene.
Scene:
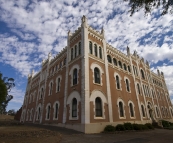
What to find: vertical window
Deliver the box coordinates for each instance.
[89,41,92,54]
[116,75,120,89]
[113,58,117,66]
[99,47,102,59]
[126,79,130,92]
[74,45,77,58]
[118,61,122,68]
[129,103,134,117]
[55,103,58,119]
[123,63,127,71]
[78,42,81,55]
[162,107,165,117]
[156,107,159,117]
[72,98,77,117]
[94,67,100,84]
[128,66,131,72]
[38,107,40,120]
[107,55,112,63]
[95,97,102,117]
[73,69,77,85]
[133,66,135,75]
[119,102,124,117]
[47,105,50,119]
[141,69,145,79]
[41,88,43,98]
[57,78,60,92]
[71,48,73,60]
[49,82,53,95]
[137,83,141,94]
[141,105,145,117]
[94,44,97,57]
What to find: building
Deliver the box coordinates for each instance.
[20,16,173,133]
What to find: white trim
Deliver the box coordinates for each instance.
[48,80,54,96]
[69,64,80,86]
[140,102,146,118]
[117,98,126,119]
[128,100,136,119]
[45,103,51,120]
[53,101,60,120]
[114,72,122,90]
[124,76,131,93]
[56,75,62,93]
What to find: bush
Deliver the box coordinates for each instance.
[115,124,125,131]
[104,125,115,132]
[169,122,173,126]
[124,122,133,130]
[132,123,142,130]
[145,123,154,129]
[140,124,149,130]
[161,120,170,127]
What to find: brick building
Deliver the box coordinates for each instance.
[20,16,173,133]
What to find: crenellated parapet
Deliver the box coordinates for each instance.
[88,26,104,40]
[69,27,81,42]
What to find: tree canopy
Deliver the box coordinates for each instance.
[124,0,173,16]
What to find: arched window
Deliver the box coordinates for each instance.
[125,79,130,92]
[129,103,134,117]
[156,107,159,117]
[118,61,122,68]
[113,58,117,66]
[141,69,145,79]
[89,41,92,54]
[99,47,102,59]
[73,68,77,85]
[137,83,141,94]
[71,48,73,60]
[72,98,77,117]
[162,107,165,117]
[116,75,120,89]
[141,105,145,117]
[107,55,112,63]
[128,65,131,72]
[123,63,127,71]
[95,97,102,117]
[78,42,81,55]
[74,45,77,58]
[38,107,41,120]
[49,82,53,95]
[55,103,58,119]
[119,102,124,117]
[94,67,100,84]
[47,105,51,119]
[94,44,97,57]
[57,78,60,92]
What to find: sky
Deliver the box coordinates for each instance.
[0,0,173,111]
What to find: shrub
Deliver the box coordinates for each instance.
[115,124,125,131]
[145,123,154,129]
[104,125,115,132]
[132,123,142,130]
[140,124,149,130]
[124,122,133,130]
[161,120,170,127]
[169,122,173,126]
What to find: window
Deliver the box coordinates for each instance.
[47,105,51,119]
[95,97,102,117]
[156,107,159,117]
[94,67,100,84]
[128,66,131,72]
[78,42,81,55]
[123,63,127,71]
[119,102,124,117]
[113,58,117,66]
[55,103,58,119]
[40,88,44,98]
[99,47,102,59]
[72,98,77,117]
[74,45,77,58]
[125,79,130,92]
[129,103,134,117]
[64,58,66,65]
[73,68,77,85]
[89,41,92,54]
[141,69,145,79]
[118,61,122,68]
[137,83,141,94]
[162,107,165,117]
[49,82,53,95]
[38,107,41,120]
[71,48,73,60]
[141,105,145,117]
[107,55,112,63]
[94,44,97,57]
[116,75,120,89]
[57,78,60,92]
[30,109,33,121]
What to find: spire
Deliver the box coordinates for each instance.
[127,46,130,56]
[48,52,52,61]
[81,15,88,27]
[101,27,105,38]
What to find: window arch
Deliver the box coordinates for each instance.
[141,69,145,79]
[155,106,159,117]
[78,42,81,55]
[37,107,41,120]
[94,44,97,57]
[118,61,122,68]
[57,78,60,92]
[119,101,124,117]
[161,107,165,117]
[99,47,102,59]
[73,68,77,85]
[95,97,102,117]
[129,103,134,117]
[137,83,141,94]
[53,102,59,120]
[71,48,73,60]
[94,67,100,84]
[141,104,145,117]
[128,65,131,72]
[123,63,127,71]
[116,75,120,89]
[72,98,77,117]
[89,41,92,54]
[125,79,130,92]
[113,58,117,66]
[49,82,53,95]
[74,45,77,58]
[107,55,112,63]
[47,105,51,120]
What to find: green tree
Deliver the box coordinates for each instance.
[124,0,173,16]
[0,72,15,114]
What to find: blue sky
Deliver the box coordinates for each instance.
[0,0,173,111]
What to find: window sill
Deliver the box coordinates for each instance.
[94,83,102,86]
[69,117,78,120]
[94,117,104,119]
[119,117,126,119]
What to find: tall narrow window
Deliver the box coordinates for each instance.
[49,82,53,95]
[99,47,102,59]
[47,105,50,119]
[128,66,131,72]
[94,67,100,84]
[135,67,138,76]
[126,79,130,92]
[72,98,77,117]
[89,41,92,54]
[71,48,73,60]
[162,107,165,117]
[133,66,136,75]
[78,42,81,55]
[73,69,77,85]
[119,102,124,117]
[95,97,102,117]
[123,63,127,71]
[74,45,77,58]
[55,103,58,119]
[116,75,120,89]
[118,61,122,68]
[137,83,141,94]
[113,58,117,66]
[107,55,112,63]
[156,107,159,117]
[141,105,145,117]
[94,44,97,57]
[129,103,134,117]
[38,107,40,120]
[57,78,60,92]
[141,69,145,79]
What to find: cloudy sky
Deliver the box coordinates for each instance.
[0,0,173,111]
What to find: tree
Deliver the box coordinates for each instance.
[124,0,173,16]
[0,72,15,114]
